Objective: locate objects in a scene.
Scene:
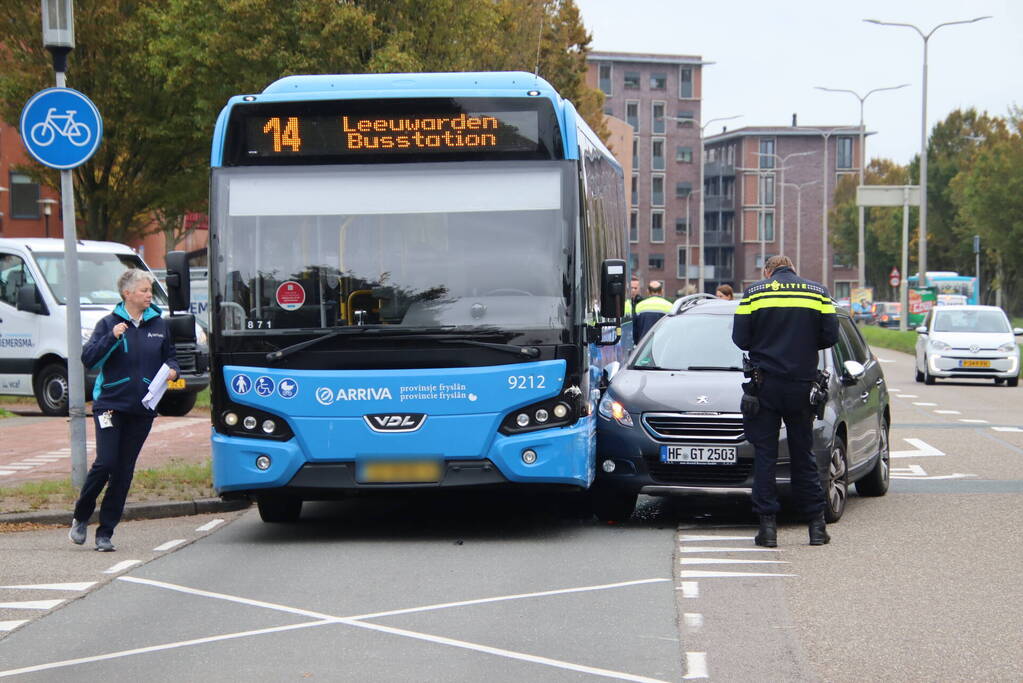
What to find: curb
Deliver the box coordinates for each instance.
[0,498,250,526]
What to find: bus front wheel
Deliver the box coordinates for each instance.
[257,494,302,523]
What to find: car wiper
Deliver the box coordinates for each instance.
[632,363,673,371]
[388,334,539,359]
[265,325,456,362]
[686,365,744,371]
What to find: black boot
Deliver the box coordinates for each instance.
[754,514,777,547]
[808,512,830,546]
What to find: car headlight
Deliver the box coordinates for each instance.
[930,339,951,351]
[998,341,1018,352]
[597,394,633,427]
[194,322,208,346]
[80,326,95,343]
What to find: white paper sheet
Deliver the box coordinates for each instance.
[141,363,174,411]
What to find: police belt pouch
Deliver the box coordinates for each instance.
[740,355,761,417]
[809,369,830,420]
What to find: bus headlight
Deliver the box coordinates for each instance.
[223,411,239,426]
[242,415,257,430]
[261,419,276,434]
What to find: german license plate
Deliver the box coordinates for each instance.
[358,460,442,483]
[660,445,737,465]
[960,359,991,368]
[166,378,185,389]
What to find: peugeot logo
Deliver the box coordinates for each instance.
[696,395,710,404]
[364,413,427,433]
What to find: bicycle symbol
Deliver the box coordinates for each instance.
[29,107,92,148]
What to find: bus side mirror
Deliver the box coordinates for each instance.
[165,251,191,314]
[600,259,626,319]
[16,283,47,315]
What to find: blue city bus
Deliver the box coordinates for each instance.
[199,72,629,522]
[907,272,979,305]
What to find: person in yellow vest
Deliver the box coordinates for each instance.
[633,280,672,343]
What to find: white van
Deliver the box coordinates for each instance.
[0,238,209,415]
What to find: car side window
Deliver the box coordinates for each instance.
[839,317,870,364]
[0,253,36,307]
[831,323,854,369]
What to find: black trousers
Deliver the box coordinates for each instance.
[73,411,154,539]
[742,375,825,518]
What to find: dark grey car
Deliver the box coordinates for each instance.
[593,297,891,521]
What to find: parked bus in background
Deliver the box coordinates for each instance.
[908,272,979,305]
[182,72,629,522]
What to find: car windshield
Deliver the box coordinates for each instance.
[933,309,1010,333]
[33,252,169,307]
[632,313,744,370]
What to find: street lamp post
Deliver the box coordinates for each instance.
[0,185,7,235]
[782,180,819,274]
[752,150,816,257]
[865,15,991,288]
[38,197,59,237]
[683,188,701,287]
[815,84,910,289]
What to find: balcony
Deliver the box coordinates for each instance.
[704,194,734,212]
[705,160,734,177]
[703,230,734,247]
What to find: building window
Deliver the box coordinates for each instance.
[598,63,612,95]
[626,101,639,132]
[652,102,665,134]
[649,253,664,270]
[603,105,613,116]
[651,175,664,206]
[651,212,664,243]
[727,145,735,165]
[676,145,693,163]
[631,173,639,206]
[624,71,640,89]
[675,217,690,235]
[837,136,854,169]
[758,174,775,205]
[633,136,640,169]
[754,253,776,269]
[629,252,639,276]
[833,281,852,299]
[677,246,690,279]
[675,110,695,128]
[759,139,775,168]
[651,138,665,171]
[757,212,775,242]
[679,67,693,98]
[675,181,692,198]
[629,210,639,243]
[9,173,40,219]
[650,72,667,90]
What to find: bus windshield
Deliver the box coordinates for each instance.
[213,162,572,335]
[33,251,169,307]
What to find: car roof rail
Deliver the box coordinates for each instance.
[670,293,718,315]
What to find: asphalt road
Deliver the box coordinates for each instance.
[0,347,1020,681]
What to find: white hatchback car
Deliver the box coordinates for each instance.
[915,305,1022,386]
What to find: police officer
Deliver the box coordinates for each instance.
[731,255,838,546]
[633,279,672,343]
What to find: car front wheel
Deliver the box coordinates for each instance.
[823,438,848,523]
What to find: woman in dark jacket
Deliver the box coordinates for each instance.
[69,269,179,551]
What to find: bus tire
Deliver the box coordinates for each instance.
[157,392,197,416]
[257,495,302,523]
[34,362,69,416]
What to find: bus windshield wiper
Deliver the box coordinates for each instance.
[265,325,455,362]
[686,365,744,371]
[381,334,540,359]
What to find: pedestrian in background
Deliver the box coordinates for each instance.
[715,284,734,300]
[69,269,179,552]
[633,279,672,343]
[731,255,838,547]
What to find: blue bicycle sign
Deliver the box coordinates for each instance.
[20,88,102,169]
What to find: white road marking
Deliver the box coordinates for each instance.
[0,600,64,610]
[894,394,918,398]
[992,427,1023,433]
[195,519,225,532]
[912,402,937,406]
[680,546,778,553]
[0,472,16,477]
[118,576,335,619]
[101,560,142,574]
[909,473,978,480]
[891,438,945,459]
[934,410,961,415]
[152,539,187,552]
[887,386,901,391]
[0,582,96,591]
[679,570,797,578]
[891,465,928,478]
[683,613,703,632]
[683,652,709,679]
[877,358,895,364]
[680,558,788,565]
[0,465,34,470]
[677,581,699,598]
[959,418,989,424]
[0,621,28,632]
[679,535,753,542]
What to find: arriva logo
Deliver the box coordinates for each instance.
[315,386,394,405]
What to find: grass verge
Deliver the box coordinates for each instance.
[0,458,214,515]
[859,325,918,356]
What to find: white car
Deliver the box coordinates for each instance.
[915,305,1022,386]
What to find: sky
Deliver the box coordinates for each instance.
[575,0,1022,164]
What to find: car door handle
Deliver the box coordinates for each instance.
[860,391,870,401]
[875,378,884,386]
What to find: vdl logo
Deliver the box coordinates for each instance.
[364,413,427,433]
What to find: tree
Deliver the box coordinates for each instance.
[829,158,912,299]
[0,0,603,243]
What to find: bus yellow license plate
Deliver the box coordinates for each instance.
[960,360,991,368]
[166,378,186,389]
[359,461,442,483]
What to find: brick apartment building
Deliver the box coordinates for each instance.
[0,121,61,239]
[587,51,705,298]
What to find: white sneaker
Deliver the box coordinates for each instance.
[68,519,87,545]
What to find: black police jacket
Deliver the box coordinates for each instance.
[731,266,839,381]
[82,302,180,415]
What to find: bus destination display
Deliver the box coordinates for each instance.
[226,98,559,164]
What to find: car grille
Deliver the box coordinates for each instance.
[175,342,199,374]
[645,461,753,485]
[642,412,745,443]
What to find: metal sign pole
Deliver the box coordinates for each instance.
[900,188,910,332]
